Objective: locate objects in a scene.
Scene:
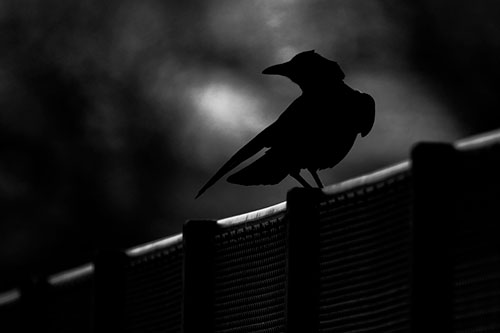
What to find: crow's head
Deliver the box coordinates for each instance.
[262,50,345,87]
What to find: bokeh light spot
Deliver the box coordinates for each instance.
[190,81,265,138]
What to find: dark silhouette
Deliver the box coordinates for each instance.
[196,50,375,198]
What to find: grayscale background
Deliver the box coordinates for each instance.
[1,0,499,287]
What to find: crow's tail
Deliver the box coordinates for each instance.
[195,129,271,198]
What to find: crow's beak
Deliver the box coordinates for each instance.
[262,62,291,76]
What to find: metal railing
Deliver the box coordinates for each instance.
[1,129,500,332]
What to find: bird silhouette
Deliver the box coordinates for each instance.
[196,50,375,198]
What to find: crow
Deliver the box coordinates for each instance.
[196,50,375,198]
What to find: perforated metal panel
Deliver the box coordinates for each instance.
[213,213,287,332]
[123,241,183,333]
[318,171,412,332]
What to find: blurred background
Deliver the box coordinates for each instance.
[1,0,499,288]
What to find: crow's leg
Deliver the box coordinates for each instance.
[290,172,312,188]
[309,169,324,188]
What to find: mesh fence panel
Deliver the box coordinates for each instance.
[47,269,94,333]
[451,145,500,333]
[453,243,500,332]
[318,171,412,332]
[4,132,500,332]
[213,212,287,333]
[123,241,183,333]
[0,290,21,333]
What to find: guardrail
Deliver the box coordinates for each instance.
[1,129,500,332]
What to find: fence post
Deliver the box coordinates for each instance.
[182,219,217,333]
[411,142,456,333]
[286,187,323,332]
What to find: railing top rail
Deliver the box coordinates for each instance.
[46,234,183,286]
[126,233,183,257]
[48,263,94,286]
[0,289,20,306]
[455,128,500,150]
[217,201,287,227]
[216,162,410,228]
[322,161,410,197]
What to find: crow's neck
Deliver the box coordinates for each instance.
[299,80,344,94]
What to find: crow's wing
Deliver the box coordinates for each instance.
[357,92,375,137]
[195,123,275,198]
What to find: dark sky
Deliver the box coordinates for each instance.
[1,0,500,288]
